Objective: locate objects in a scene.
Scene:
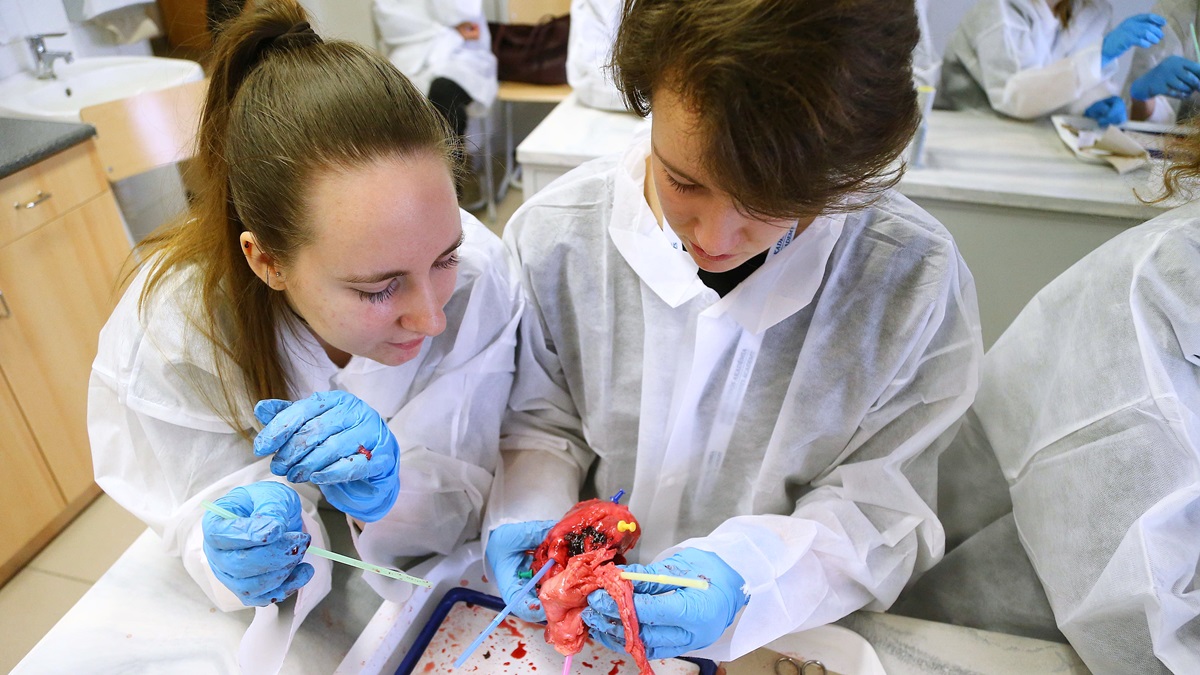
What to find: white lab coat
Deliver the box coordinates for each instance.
[373,0,498,106]
[567,0,625,111]
[955,203,1200,674]
[914,0,942,89]
[1127,0,1200,123]
[485,137,983,661]
[89,213,520,672]
[939,0,1119,118]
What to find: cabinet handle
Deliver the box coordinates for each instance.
[13,191,52,210]
[0,291,9,319]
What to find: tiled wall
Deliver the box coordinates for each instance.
[0,0,151,81]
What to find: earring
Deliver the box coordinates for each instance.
[274,271,281,277]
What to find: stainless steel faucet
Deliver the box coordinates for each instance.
[26,33,74,80]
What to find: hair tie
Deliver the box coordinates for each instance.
[225,21,324,100]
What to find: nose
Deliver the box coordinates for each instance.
[399,278,447,337]
[690,202,745,256]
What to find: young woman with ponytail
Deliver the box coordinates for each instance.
[87,0,521,638]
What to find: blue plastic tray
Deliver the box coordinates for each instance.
[394,586,717,675]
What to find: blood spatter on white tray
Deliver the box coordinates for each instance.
[412,602,700,675]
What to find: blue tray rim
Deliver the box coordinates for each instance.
[393,586,717,675]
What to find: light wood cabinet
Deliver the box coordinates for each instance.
[0,140,131,585]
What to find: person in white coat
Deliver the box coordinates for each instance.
[939,0,1166,126]
[567,0,625,111]
[88,1,520,669]
[483,0,983,663]
[373,0,498,193]
[897,131,1200,673]
[1127,0,1200,122]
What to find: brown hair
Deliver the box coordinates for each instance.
[1155,124,1200,203]
[1051,0,1074,27]
[133,0,455,437]
[611,0,920,219]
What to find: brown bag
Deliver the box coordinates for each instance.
[487,14,570,85]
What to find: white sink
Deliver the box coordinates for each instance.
[0,56,204,123]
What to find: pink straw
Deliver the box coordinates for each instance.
[562,654,572,675]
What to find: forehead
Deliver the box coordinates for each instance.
[650,88,708,173]
[302,153,459,269]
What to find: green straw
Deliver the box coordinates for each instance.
[1190,23,1199,61]
[201,500,432,588]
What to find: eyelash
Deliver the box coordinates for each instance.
[355,254,459,304]
[665,172,699,193]
[358,280,398,304]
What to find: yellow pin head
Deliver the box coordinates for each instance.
[617,520,637,533]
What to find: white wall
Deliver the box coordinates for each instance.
[0,0,152,81]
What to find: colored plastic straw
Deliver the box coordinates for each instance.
[563,654,573,675]
[453,559,557,668]
[201,500,432,588]
[619,571,710,590]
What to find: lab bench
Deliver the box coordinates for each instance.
[515,97,1171,348]
[12,521,1090,674]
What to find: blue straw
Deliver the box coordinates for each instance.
[453,559,557,668]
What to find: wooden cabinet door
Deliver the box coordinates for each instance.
[0,191,131,501]
[0,374,65,574]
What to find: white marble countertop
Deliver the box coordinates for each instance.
[904,110,1166,221]
[516,96,1166,221]
[13,510,381,675]
[15,524,1090,675]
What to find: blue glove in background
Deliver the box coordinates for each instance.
[255,391,400,522]
[201,481,315,606]
[485,520,556,623]
[1131,55,1200,100]
[581,548,749,660]
[1102,14,1165,67]
[1083,95,1127,127]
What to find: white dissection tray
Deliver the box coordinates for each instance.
[336,544,885,675]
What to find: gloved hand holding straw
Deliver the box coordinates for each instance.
[201,481,314,606]
[581,548,749,660]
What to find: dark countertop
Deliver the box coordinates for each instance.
[0,117,95,179]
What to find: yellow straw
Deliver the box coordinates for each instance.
[620,571,710,590]
[201,500,432,588]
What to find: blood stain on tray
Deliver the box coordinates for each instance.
[406,602,699,674]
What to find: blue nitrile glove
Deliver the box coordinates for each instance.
[1102,14,1166,67]
[1131,55,1200,100]
[1084,95,1127,127]
[254,391,400,522]
[201,481,315,607]
[581,548,749,660]
[485,520,556,622]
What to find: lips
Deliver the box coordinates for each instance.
[391,338,425,351]
[688,241,735,262]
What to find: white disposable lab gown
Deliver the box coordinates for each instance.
[953,203,1200,674]
[485,137,983,661]
[89,213,520,672]
[373,0,498,106]
[939,0,1119,118]
[1127,0,1200,123]
[567,0,625,111]
[914,0,942,89]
